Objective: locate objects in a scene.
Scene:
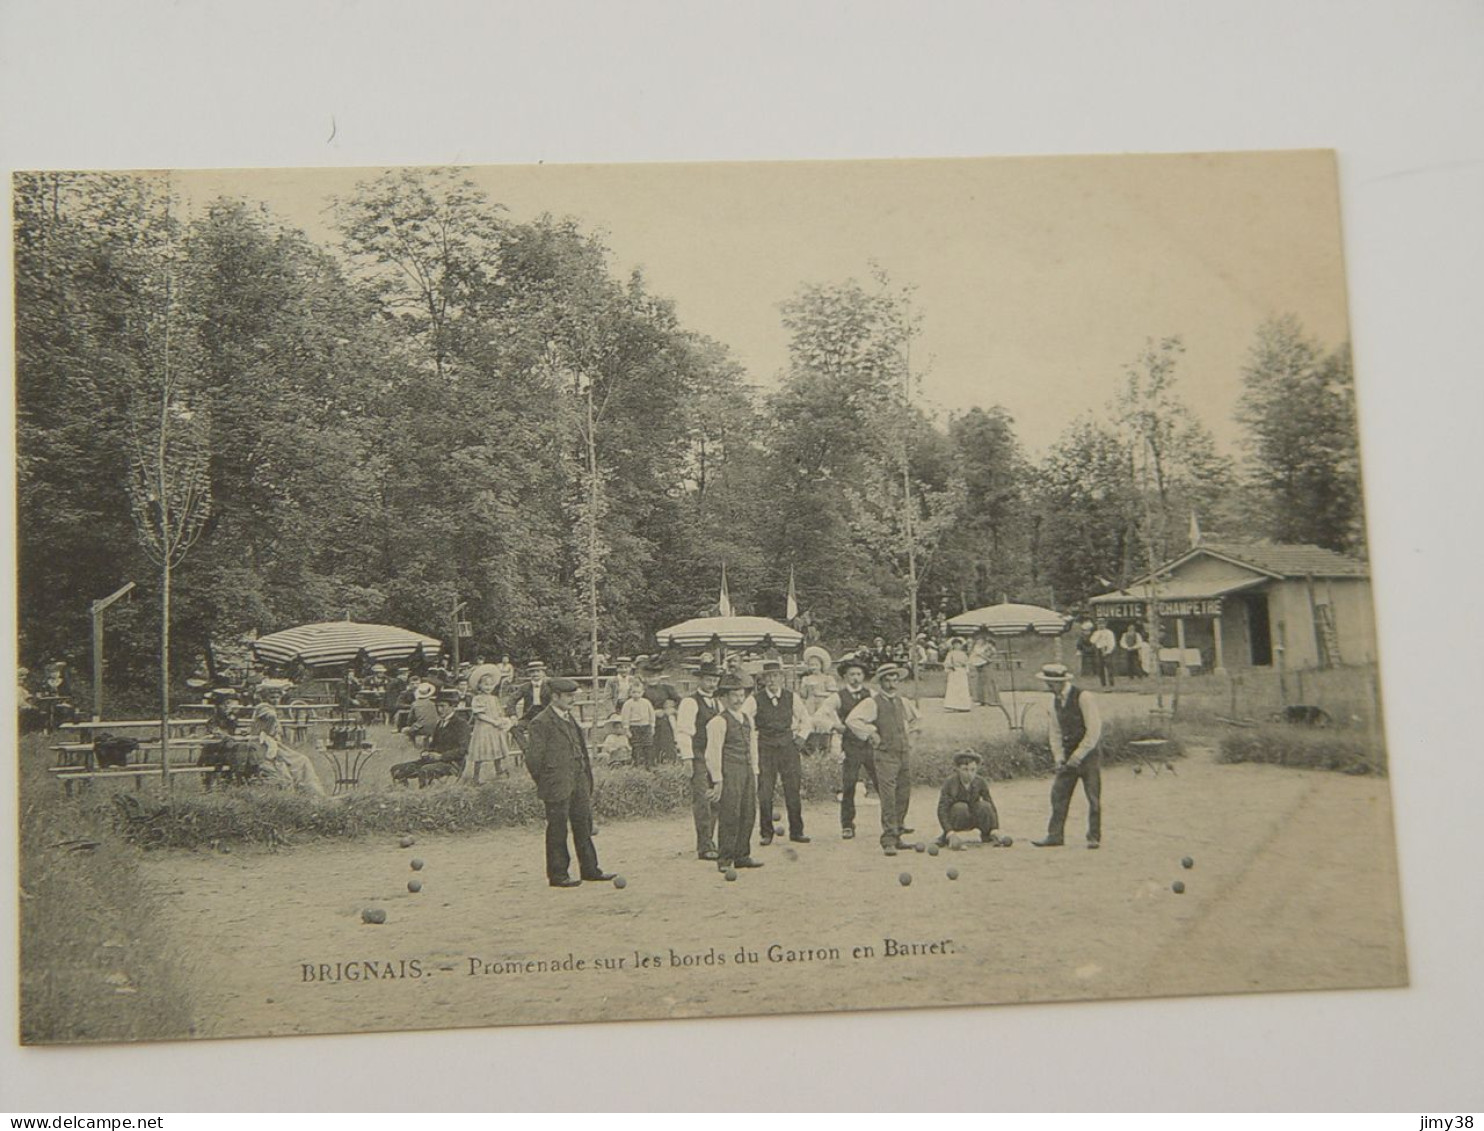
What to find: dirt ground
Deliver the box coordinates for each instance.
[143,698,1407,1041]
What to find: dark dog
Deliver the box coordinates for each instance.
[1271,704,1333,728]
[93,733,140,769]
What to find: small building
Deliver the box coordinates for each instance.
[1088,541,1374,672]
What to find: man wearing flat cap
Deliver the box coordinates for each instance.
[845,663,920,855]
[525,677,614,887]
[746,660,812,846]
[1031,663,1104,849]
[704,672,764,872]
[936,751,1009,847]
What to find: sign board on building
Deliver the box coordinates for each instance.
[1097,598,1224,619]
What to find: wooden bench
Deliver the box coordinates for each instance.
[48,763,216,796]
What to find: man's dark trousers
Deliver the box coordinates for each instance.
[690,756,718,856]
[840,738,879,832]
[1046,751,1102,844]
[717,753,757,864]
[946,798,999,838]
[758,738,803,839]
[875,747,915,848]
[544,771,601,882]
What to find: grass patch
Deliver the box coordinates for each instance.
[1217,725,1385,775]
[18,733,198,1044]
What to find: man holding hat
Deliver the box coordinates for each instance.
[747,659,812,846]
[524,677,615,887]
[704,672,764,872]
[401,681,440,748]
[811,656,879,839]
[845,663,920,855]
[675,660,723,859]
[936,751,1010,847]
[1032,663,1104,849]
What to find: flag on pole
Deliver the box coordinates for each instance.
[1189,510,1202,546]
[786,566,798,621]
[718,565,733,618]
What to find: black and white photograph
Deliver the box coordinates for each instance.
[12,152,1407,1045]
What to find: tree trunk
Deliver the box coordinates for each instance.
[160,557,171,789]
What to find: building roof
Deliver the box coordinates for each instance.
[1089,575,1267,605]
[1188,542,1369,579]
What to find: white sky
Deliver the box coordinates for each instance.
[174,150,1352,456]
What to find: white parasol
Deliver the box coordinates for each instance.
[655,615,804,651]
[251,621,444,669]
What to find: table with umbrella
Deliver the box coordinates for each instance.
[654,615,805,669]
[250,621,446,791]
[946,602,1070,731]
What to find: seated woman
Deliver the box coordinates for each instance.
[249,690,327,796]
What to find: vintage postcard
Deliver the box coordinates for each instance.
[12,152,1404,1044]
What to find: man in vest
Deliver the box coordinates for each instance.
[812,657,879,839]
[845,663,920,856]
[747,659,812,846]
[1032,662,1105,849]
[675,660,723,860]
[704,672,765,873]
[524,677,616,887]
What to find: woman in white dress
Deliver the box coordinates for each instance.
[942,637,974,712]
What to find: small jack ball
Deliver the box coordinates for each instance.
[399,836,415,848]
[1172,881,1186,894]
[928,843,940,856]
[1000,835,1014,847]
[410,859,424,871]
[1134,765,1143,775]
[612,875,627,889]
[913,842,926,853]
[407,879,422,893]
[724,868,738,882]
[946,868,959,881]
[1181,856,1194,869]
[898,872,912,886]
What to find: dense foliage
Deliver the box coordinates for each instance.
[14,171,1366,691]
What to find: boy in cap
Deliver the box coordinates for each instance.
[705,672,764,872]
[524,677,615,887]
[1031,662,1104,849]
[845,663,919,855]
[936,751,1010,847]
[746,659,812,845]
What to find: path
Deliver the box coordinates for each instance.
[144,744,1406,1040]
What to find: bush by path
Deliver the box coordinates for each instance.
[99,717,1181,850]
[1217,726,1385,775]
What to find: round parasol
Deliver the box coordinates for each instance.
[654,615,804,651]
[948,602,1069,637]
[250,622,444,669]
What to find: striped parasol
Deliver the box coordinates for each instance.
[655,616,804,651]
[947,602,1069,638]
[250,622,444,669]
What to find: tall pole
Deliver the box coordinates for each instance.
[901,300,919,693]
[90,582,136,721]
[451,597,467,673]
[587,382,600,698]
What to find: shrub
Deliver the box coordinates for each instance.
[1217,726,1385,775]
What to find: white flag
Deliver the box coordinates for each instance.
[786,566,798,621]
[719,565,733,618]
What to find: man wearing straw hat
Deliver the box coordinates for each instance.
[1031,662,1105,849]
[704,672,765,873]
[812,656,879,839]
[845,663,920,855]
[675,660,723,860]
[747,659,812,846]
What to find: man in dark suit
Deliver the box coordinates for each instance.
[935,750,1011,847]
[524,677,615,888]
[390,691,469,787]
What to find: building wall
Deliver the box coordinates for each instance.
[1218,597,1253,668]
[1167,554,1267,584]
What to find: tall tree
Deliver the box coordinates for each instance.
[1237,316,1364,553]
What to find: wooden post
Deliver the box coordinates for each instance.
[89,582,135,721]
[1212,611,1225,674]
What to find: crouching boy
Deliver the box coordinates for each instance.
[936,750,1009,847]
